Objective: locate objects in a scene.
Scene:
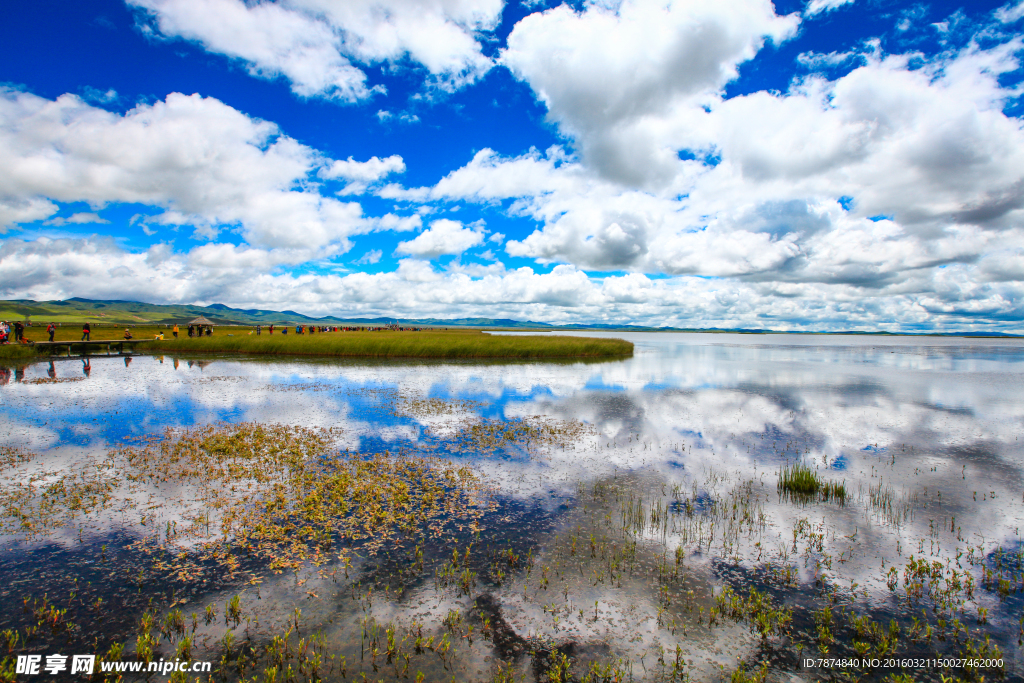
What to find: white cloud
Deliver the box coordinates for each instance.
[430,147,584,200]
[131,0,373,100]
[804,0,854,18]
[356,249,383,265]
[79,87,120,104]
[502,0,800,187]
[129,0,502,100]
[320,154,406,194]
[400,36,1024,294]
[995,0,1024,23]
[374,213,422,232]
[0,88,396,250]
[796,50,859,69]
[320,155,406,182]
[0,197,58,231]
[44,212,110,226]
[395,218,484,258]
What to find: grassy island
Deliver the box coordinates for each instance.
[144,329,632,359]
[1,325,632,360]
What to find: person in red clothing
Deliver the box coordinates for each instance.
[47,322,56,342]
[81,323,91,341]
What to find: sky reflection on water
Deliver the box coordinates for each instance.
[4,333,1023,528]
[3,332,1024,679]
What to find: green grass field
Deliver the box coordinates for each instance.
[1,325,632,361]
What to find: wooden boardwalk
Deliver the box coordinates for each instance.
[28,339,148,357]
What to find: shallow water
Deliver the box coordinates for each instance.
[2,332,1023,682]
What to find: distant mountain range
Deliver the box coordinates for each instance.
[0,298,1019,336]
[0,297,575,328]
[0,297,756,330]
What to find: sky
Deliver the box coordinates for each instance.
[1,0,1022,331]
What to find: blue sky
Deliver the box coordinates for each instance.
[1,0,1022,331]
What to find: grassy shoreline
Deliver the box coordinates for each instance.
[1,327,632,360]
[143,330,633,359]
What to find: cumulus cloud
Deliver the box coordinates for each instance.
[395,218,484,258]
[0,88,419,250]
[502,0,800,187]
[394,35,1024,297]
[320,155,406,194]
[320,155,406,182]
[0,197,58,231]
[129,0,502,99]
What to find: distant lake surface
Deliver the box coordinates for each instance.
[2,332,1023,681]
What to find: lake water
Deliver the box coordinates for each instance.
[2,332,1023,682]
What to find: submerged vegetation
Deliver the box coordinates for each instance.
[777,461,847,504]
[0,422,490,576]
[0,384,1018,682]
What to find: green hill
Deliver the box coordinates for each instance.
[0,298,559,328]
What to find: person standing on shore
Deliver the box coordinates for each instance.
[47,322,55,342]
[81,322,90,341]
[14,321,24,343]
[173,324,179,338]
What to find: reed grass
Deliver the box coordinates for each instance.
[778,462,847,504]
[0,344,36,362]
[778,462,820,495]
[141,329,633,359]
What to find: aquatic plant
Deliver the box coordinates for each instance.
[868,480,916,528]
[778,461,820,496]
[778,461,847,504]
[2,392,1021,683]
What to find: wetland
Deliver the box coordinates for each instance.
[1,332,1023,682]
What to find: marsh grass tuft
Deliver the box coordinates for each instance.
[778,462,847,504]
[778,462,820,496]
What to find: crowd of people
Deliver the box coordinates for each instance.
[0,320,28,344]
